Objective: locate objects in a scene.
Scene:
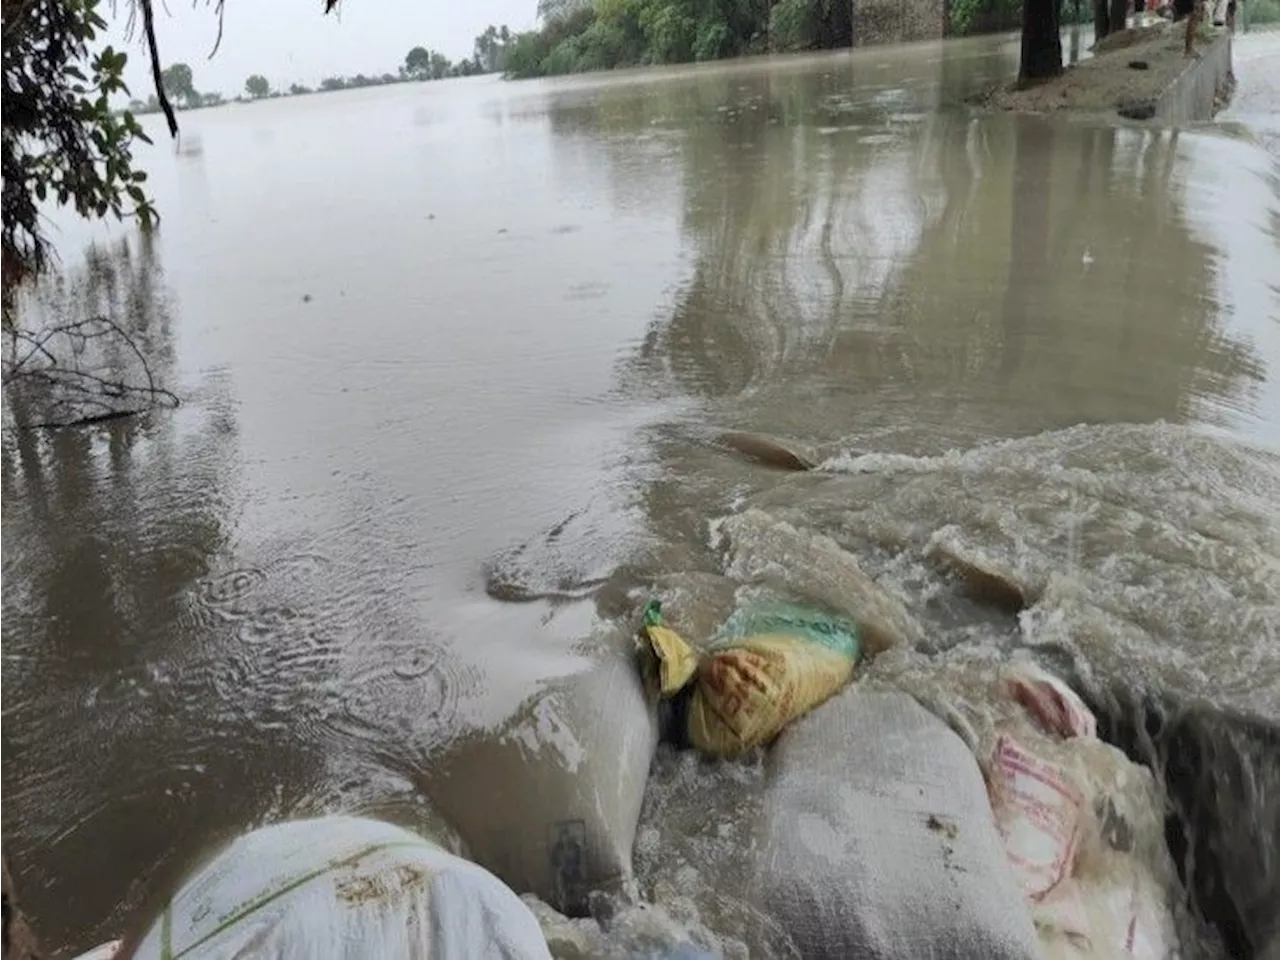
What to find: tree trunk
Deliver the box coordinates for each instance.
[1110,0,1130,32]
[1020,0,1064,82]
[1094,0,1111,37]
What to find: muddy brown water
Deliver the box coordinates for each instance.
[3,29,1279,955]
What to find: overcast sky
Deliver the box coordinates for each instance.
[114,0,538,97]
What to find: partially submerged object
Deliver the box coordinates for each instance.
[640,599,860,757]
[757,688,1042,959]
[989,665,1183,960]
[721,508,924,654]
[120,815,552,959]
[716,431,820,472]
[868,650,1190,959]
[74,945,123,960]
[423,632,657,915]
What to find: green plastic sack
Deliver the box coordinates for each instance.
[641,600,860,757]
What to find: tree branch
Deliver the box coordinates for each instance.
[3,314,180,430]
[207,0,225,58]
[139,0,179,136]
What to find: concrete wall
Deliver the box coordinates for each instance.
[1155,28,1233,123]
[852,0,948,46]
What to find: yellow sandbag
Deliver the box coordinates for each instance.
[687,633,856,755]
[641,601,860,757]
[642,603,700,697]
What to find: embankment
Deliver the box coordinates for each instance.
[985,22,1234,122]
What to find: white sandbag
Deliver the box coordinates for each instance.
[756,689,1041,960]
[423,640,657,914]
[874,648,1187,958]
[73,944,123,960]
[990,734,1085,902]
[123,815,549,959]
[984,692,1184,959]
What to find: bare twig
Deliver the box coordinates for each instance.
[3,314,180,430]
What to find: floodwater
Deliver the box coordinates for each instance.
[3,27,1279,957]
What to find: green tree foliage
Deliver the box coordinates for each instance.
[161,61,197,107]
[403,46,454,80]
[769,0,823,50]
[1,0,156,298]
[538,0,593,22]
[430,51,451,78]
[475,24,507,71]
[405,45,432,79]
[245,73,270,98]
[511,0,1100,78]
[1249,0,1280,23]
[950,0,1088,36]
[505,0,843,78]
[949,0,1016,35]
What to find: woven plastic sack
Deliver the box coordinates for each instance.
[424,640,658,915]
[121,816,551,960]
[982,667,1182,959]
[73,945,123,960]
[641,600,859,757]
[757,689,1041,959]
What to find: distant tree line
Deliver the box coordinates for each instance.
[505,0,1098,79]
[126,25,518,117]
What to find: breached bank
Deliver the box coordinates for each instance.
[980,21,1235,123]
[477,420,1280,960]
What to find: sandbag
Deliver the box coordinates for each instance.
[1005,660,1097,740]
[74,946,123,960]
[867,649,1189,958]
[756,688,1041,960]
[423,638,657,915]
[983,675,1183,959]
[122,815,550,959]
[641,600,859,757]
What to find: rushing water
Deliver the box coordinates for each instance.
[3,29,1279,956]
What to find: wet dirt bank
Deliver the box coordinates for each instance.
[983,21,1234,122]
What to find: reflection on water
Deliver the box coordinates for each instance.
[1,255,248,932]
[627,88,1268,450]
[2,30,1278,955]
